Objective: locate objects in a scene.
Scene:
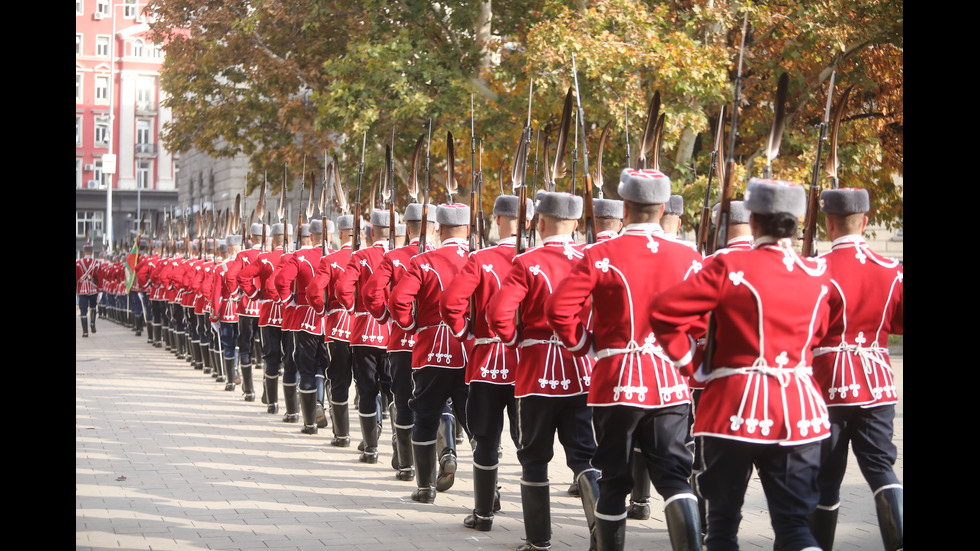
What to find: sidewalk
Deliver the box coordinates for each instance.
[77,317,901,550]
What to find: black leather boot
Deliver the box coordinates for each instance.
[240,362,255,401]
[464,465,497,531]
[224,356,238,391]
[595,518,626,551]
[81,317,89,337]
[411,442,437,504]
[808,505,838,551]
[394,427,415,481]
[282,383,299,422]
[665,495,703,551]
[517,482,551,551]
[300,390,318,435]
[577,469,600,551]
[265,375,280,414]
[874,485,903,551]
[330,402,351,447]
[436,412,457,492]
[358,413,380,463]
[628,452,652,520]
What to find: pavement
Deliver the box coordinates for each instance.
[77,315,902,551]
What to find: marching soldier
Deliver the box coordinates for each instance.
[389,203,472,504]
[76,244,101,337]
[276,221,326,434]
[648,178,836,551]
[440,195,531,531]
[362,203,436,479]
[712,201,753,251]
[809,188,903,551]
[213,236,244,391]
[660,195,698,251]
[308,215,355,446]
[486,191,598,551]
[238,224,287,414]
[593,198,624,242]
[547,170,704,551]
[337,209,395,461]
[229,224,267,400]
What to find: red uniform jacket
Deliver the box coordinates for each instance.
[76,256,101,295]
[307,244,352,342]
[487,235,594,398]
[338,242,391,348]
[233,246,261,317]
[813,235,903,408]
[649,238,837,445]
[275,246,324,334]
[238,247,283,327]
[547,224,703,408]
[362,239,432,353]
[441,237,520,385]
[389,237,470,370]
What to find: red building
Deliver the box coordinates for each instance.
[76,0,177,253]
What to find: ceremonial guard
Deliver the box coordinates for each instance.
[276,221,326,434]
[180,243,204,369]
[389,203,472,504]
[547,170,704,551]
[168,249,191,362]
[660,195,698,251]
[648,178,835,551]
[308,215,355,446]
[712,201,753,251]
[809,188,903,551]
[128,238,149,337]
[337,209,394,461]
[486,191,597,551]
[76,244,101,337]
[440,195,529,531]
[230,224,266,400]
[362,204,436,480]
[238,224,287,414]
[593,198,624,242]
[213,236,244,390]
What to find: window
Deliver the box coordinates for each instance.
[77,211,104,238]
[76,115,83,147]
[137,161,151,189]
[95,75,109,104]
[76,34,82,55]
[76,74,83,103]
[96,0,109,15]
[123,0,137,18]
[77,0,83,16]
[132,39,144,58]
[136,77,154,110]
[136,119,151,145]
[94,117,110,147]
[93,159,106,187]
[96,35,110,57]
[76,158,84,189]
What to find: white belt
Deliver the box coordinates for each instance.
[418,322,449,332]
[354,311,370,317]
[474,337,502,346]
[596,343,671,363]
[327,308,347,315]
[710,365,813,388]
[813,344,888,357]
[521,336,566,348]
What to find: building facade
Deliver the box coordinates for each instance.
[76,0,177,254]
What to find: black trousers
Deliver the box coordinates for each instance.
[238,316,259,364]
[389,351,415,428]
[352,346,387,415]
[516,394,595,483]
[295,331,328,393]
[592,404,694,517]
[467,382,519,467]
[817,404,900,505]
[327,340,353,404]
[409,367,468,443]
[699,437,821,551]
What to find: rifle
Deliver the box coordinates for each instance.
[762,72,789,179]
[637,91,661,170]
[469,95,479,253]
[515,126,531,255]
[386,133,396,251]
[594,121,612,200]
[528,128,541,247]
[704,12,749,376]
[278,164,288,252]
[354,131,366,253]
[803,77,851,257]
[419,120,432,254]
[696,106,726,255]
[446,131,458,203]
[257,173,267,252]
[624,99,631,170]
[570,53,596,244]
[476,139,486,249]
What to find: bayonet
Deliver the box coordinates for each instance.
[637,91,661,169]
[419,120,432,254]
[763,72,790,179]
[571,53,596,244]
[624,99,632,169]
[354,131,366,252]
[446,131,458,203]
[696,106,726,255]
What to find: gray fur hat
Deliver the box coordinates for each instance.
[617,168,671,205]
[298,223,312,237]
[535,191,583,220]
[404,202,438,223]
[396,223,406,237]
[217,239,228,254]
[593,198,624,219]
[820,188,870,215]
[323,220,336,234]
[370,209,393,227]
[226,235,243,247]
[270,222,294,236]
[83,243,94,253]
[337,214,354,231]
[744,178,806,218]
[664,195,684,216]
[436,203,470,227]
[308,219,323,234]
[249,223,266,236]
[493,195,535,218]
[711,201,751,225]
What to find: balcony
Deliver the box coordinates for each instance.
[135,143,158,157]
[135,101,158,115]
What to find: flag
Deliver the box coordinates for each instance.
[125,242,139,292]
